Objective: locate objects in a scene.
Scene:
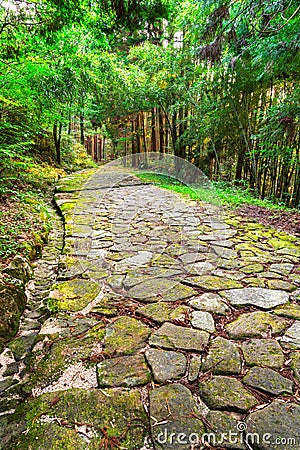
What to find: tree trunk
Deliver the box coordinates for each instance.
[80,114,85,145]
[53,121,63,165]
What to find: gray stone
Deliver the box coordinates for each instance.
[226,312,289,339]
[136,302,171,323]
[267,279,297,292]
[269,263,294,275]
[189,293,229,315]
[103,316,151,356]
[145,349,187,383]
[205,411,246,449]
[150,384,205,450]
[97,354,150,387]
[149,322,209,352]
[202,337,242,375]
[188,355,202,382]
[3,255,33,284]
[241,339,285,369]
[185,261,214,275]
[220,288,289,309]
[184,275,243,290]
[129,279,197,302]
[281,322,300,349]
[191,311,215,332]
[242,366,293,395]
[199,376,257,412]
[246,402,300,449]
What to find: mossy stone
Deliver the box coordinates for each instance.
[129,278,197,302]
[0,282,27,344]
[2,388,147,450]
[103,316,151,356]
[150,383,205,450]
[136,302,172,323]
[242,366,293,395]
[206,411,245,449]
[240,263,264,274]
[48,279,101,312]
[274,303,300,320]
[241,339,285,369]
[226,312,289,339]
[184,275,242,291]
[201,337,241,375]
[149,322,209,352]
[267,279,297,292]
[199,376,257,413]
[97,354,151,387]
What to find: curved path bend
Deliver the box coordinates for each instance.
[1,168,300,449]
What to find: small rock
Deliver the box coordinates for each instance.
[145,349,187,383]
[226,312,289,339]
[191,311,215,332]
[199,376,257,413]
[3,255,33,284]
[188,355,202,382]
[97,354,150,387]
[242,366,293,395]
[241,339,285,369]
[149,322,209,352]
[189,293,229,315]
[246,401,300,450]
[220,288,289,309]
[202,337,241,375]
[281,322,300,349]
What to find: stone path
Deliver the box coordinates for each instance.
[1,167,300,449]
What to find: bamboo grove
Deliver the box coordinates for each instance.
[1,0,299,206]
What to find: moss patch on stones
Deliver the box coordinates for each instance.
[48,279,101,312]
[2,388,147,450]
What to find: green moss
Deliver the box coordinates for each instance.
[48,279,101,312]
[3,388,147,450]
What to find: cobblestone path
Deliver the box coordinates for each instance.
[1,167,300,449]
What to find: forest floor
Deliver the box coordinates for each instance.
[1,167,300,449]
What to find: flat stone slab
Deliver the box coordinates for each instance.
[188,355,202,382]
[191,311,215,332]
[48,279,101,311]
[129,278,197,302]
[274,303,300,319]
[241,339,285,369]
[184,275,243,290]
[149,322,209,352]
[103,316,151,356]
[242,366,293,395]
[202,336,242,375]
[281,322,300,349]
[226,312,289,339]
[199,376,257,412]
[97,354,150,387]
[189,293,229,315]
[150,384,205,450]
[220,288,289,309]
[246,401,300,450]
[206,411,246,449]
[145,349,187,383]
[136,302,172,323]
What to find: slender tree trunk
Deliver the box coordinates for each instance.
[53,121,63,165]
[80,114,85,145]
